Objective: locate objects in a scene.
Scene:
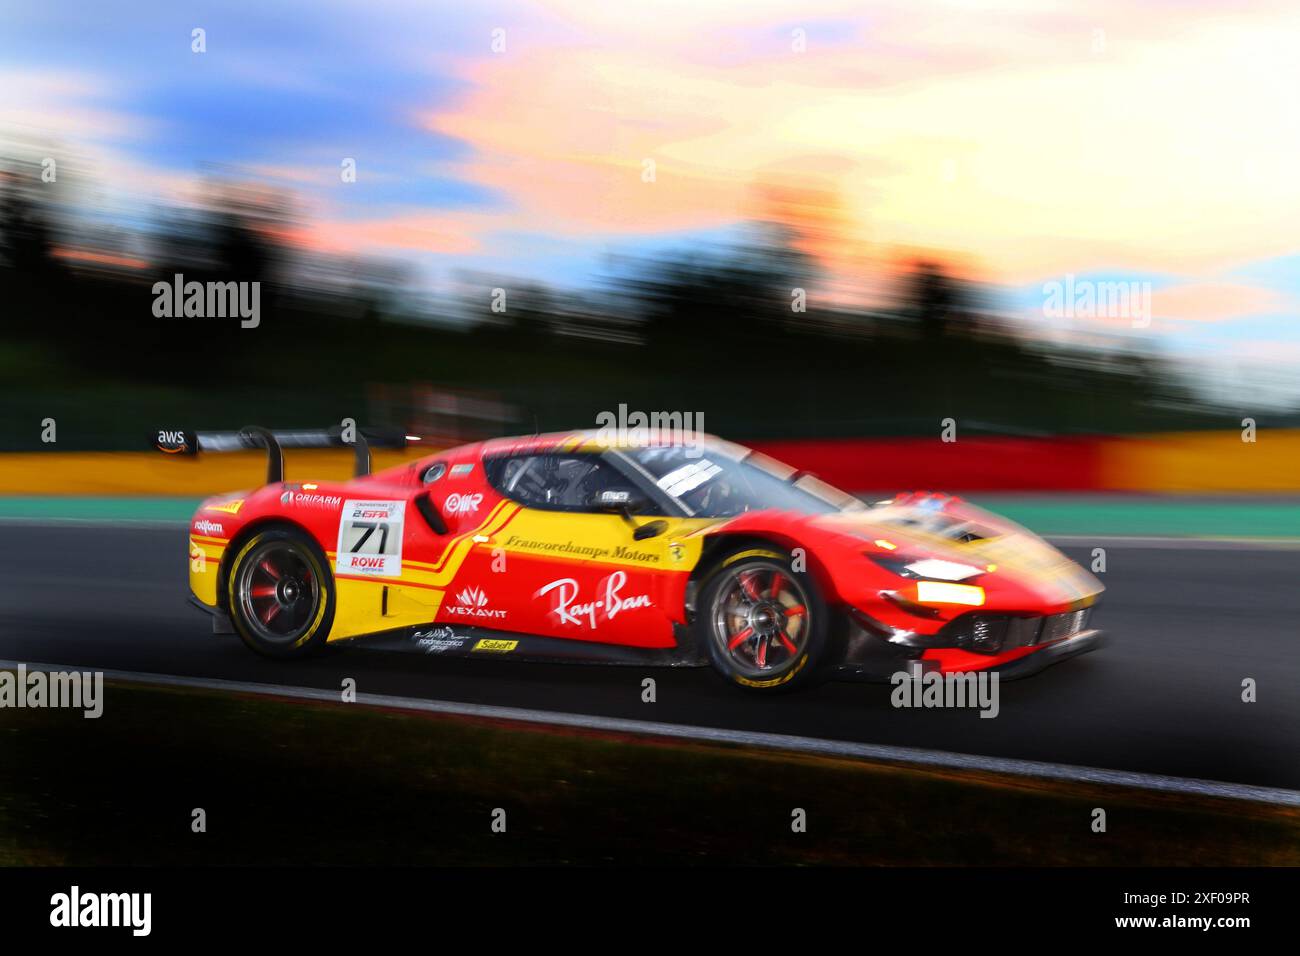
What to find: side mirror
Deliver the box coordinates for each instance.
[590,489,648,513]
[590,488,665,539]
[633,519,668,541]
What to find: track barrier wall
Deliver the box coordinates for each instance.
[0,431,1297,496]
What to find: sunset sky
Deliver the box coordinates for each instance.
[3,0,1299,402]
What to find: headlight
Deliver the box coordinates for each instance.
[915,581,986,606]
[903,558,982,581]
[869,554,984,581]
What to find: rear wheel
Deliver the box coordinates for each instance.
[696,547,827,691]
[227,528,334,658]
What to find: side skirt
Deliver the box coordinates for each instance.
[188,592,234,635]
[189,585,703,667]
[350,622,706,668]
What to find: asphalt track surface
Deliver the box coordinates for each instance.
[2,523,1298,791]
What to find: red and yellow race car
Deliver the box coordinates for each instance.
[178,426,1104,691]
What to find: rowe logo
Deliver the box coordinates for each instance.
[447,586,506,620]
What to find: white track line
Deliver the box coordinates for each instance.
[4,659,1299,808]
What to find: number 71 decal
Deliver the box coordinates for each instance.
[336,500,405,576]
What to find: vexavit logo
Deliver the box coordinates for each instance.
[447,586,506,620]
[458,586,488,607]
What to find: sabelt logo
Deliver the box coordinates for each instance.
[447,585,506,620]
[205,498,244,515]
[155,429,191,454]
[192,519,224,536]
[444,493,483,515]
[472,639,517,653]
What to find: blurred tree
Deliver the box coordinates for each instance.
[626,225,817,354]
[901,259,992,343]
[0,164,68,325]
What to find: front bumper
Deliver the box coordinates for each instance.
[833,602,1105,681]
[989,628,1105,680]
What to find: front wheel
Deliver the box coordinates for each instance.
[227,528,334,658]
[695,547,827,692]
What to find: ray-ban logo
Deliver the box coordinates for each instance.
[152,273,260,328]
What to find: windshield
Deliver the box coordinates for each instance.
[622,445,865,518]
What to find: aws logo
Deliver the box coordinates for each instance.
[153,428,195,455]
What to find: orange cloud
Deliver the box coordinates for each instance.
[425,0,1300,294]
[1153,283,1293,323]
[275,215,483,256]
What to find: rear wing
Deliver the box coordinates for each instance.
[151,426,410,483]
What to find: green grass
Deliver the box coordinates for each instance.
[970,496,1300,539]
[2,679,1297,865]
[0,496,201,522]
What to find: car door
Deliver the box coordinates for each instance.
[457,451,705,648]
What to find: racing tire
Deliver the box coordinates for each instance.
[226,527,335,659]
[695,546,827,692]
